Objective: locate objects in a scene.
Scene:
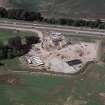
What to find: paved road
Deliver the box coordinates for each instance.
[0,20,105,37]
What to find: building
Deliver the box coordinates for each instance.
[66,59,82,66]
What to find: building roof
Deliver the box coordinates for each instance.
[66,59,82,66]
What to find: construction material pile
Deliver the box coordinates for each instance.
[25,32,98,74]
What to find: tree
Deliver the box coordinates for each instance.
[98,23,105,29]
[72,20,86,26]
[7,48,14,59]
[67,19,74,25]
[25,35,40,45]
[0,42,5,59]
[2,46,8,59]
[0,7,7,18]
[8,36,22,50]
[59,18,67,25]
[46,18,57,24]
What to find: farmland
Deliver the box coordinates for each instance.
[9,0,105,19]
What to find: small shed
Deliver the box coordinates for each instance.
[66,59,82,66]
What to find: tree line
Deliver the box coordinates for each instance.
[0,7,105,29]
[0,7,43,21]
[43,18,105,29]
[0,35,40,60]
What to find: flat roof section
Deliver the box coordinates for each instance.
[66,59,82,66]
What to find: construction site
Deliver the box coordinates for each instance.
[24,32,99,74]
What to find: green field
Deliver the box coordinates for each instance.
[0,29,37,43]
[9,0,105,19]
[0,63,105,105]
[64,33,98,42]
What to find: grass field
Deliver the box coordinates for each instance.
[64,33,98,42]
[9,0,105,19]
[0,63,105,105]
[0,29,37,43]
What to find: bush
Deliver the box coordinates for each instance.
[25,36,40,45]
